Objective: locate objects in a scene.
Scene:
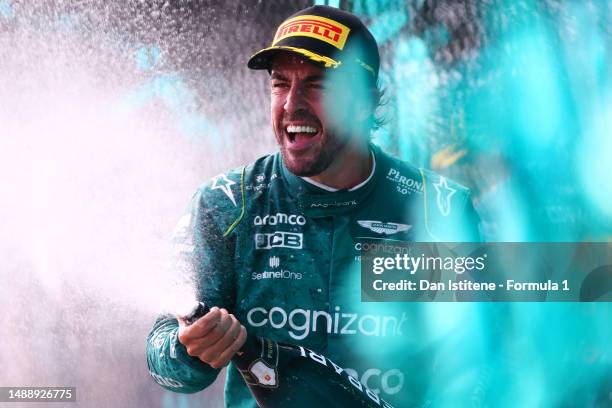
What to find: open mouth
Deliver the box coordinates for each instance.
[284,124,321,150]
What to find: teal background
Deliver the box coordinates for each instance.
[341,1,612,407]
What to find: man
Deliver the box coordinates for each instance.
[147,5,480,407]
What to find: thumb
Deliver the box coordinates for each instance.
[176,315,187,329]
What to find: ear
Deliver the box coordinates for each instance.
[349,82,376,125]
[353,99,370,122]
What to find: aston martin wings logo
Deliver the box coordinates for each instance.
[211,173,237,207]
[357,220,412,235]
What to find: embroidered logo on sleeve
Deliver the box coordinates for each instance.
[211,173,237,207]
[433,176,457,217]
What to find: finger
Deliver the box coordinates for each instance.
[184,310,232,363]
[208,322,246,369]
[196,310,234,356]
[178,307,221,343]
[188,309,233,356]
[190,306,222,334]
[236,325,247,349]
[212,325,247,368]
[183,310,234,358]
[177,315,188,340]
[205,316,241,364]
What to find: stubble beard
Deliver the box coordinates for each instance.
[278,128,350,177]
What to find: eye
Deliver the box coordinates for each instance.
[271,81,288,89]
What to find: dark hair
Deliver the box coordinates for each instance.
[370,80,388,132]
[336,74,388,138]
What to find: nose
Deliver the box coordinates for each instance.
[283,83,307,115]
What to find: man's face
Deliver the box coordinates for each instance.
[270,53,353,177]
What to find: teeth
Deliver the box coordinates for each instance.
[286,125,317,134]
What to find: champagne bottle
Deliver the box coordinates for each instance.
[185,302,395,408]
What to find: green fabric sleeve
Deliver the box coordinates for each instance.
[146,315,220,393]
[146,183,239,393]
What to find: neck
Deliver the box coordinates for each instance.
[309,141,372,190]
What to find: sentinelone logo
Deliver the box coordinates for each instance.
[273,15,350,50]
[252,270,303,280]
[247,306,408,340]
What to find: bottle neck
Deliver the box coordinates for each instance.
[232,334,281,390]
[233,334,278,368]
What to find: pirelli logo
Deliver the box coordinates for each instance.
[273,15,350,50]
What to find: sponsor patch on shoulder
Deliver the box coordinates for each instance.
[211,173,237,207]
[433,176,457,217]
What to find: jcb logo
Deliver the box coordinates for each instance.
[255,232,303,250]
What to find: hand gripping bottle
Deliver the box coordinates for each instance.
[185,302,395,408]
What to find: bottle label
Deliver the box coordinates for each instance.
[248,359,279,388]
[244,337,280,388]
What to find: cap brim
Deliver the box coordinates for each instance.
[247,46,340,71]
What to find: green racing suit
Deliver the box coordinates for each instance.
[147,143,481,407]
